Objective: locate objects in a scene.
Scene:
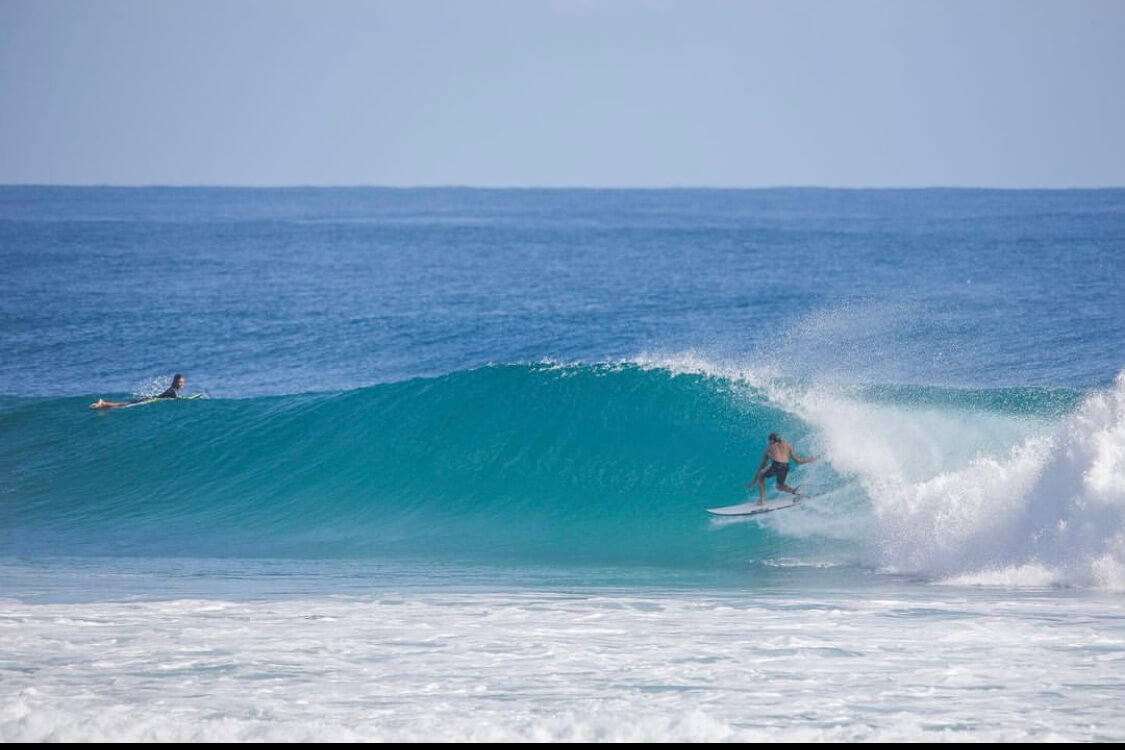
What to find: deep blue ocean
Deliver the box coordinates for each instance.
[2,187,1124,741]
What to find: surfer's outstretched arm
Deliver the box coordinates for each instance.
[789,446,817,465]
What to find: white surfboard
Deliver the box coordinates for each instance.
[119,393,206,409]
[706,498,801,516]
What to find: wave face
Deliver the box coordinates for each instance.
[0,364,823,567]
[3,361,1124,588]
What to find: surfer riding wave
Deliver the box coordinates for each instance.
[747,432,817,506]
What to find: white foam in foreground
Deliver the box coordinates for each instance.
[2,589,1123,742]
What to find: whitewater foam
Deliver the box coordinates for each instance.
[793,370,1125,589]
[3,588,1123,742]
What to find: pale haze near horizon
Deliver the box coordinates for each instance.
[1,0,1123,188]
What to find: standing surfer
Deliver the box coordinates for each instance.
[746,432,817,505]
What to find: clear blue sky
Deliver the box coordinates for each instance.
[2,0,1123,187]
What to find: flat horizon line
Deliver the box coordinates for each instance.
[2,183,1124,192]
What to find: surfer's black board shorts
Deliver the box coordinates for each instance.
[762,461,790,484]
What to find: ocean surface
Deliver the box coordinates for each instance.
[1,186,1124,741]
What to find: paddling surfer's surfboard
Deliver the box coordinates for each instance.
[119,394,206,409]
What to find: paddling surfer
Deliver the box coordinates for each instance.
[90,373,185,410]
[746,432,817,505]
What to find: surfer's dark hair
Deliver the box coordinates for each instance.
[172,373,184,382]
[768,433,780,443]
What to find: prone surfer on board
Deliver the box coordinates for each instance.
[746,432,817,506]
[90,373,185,409]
